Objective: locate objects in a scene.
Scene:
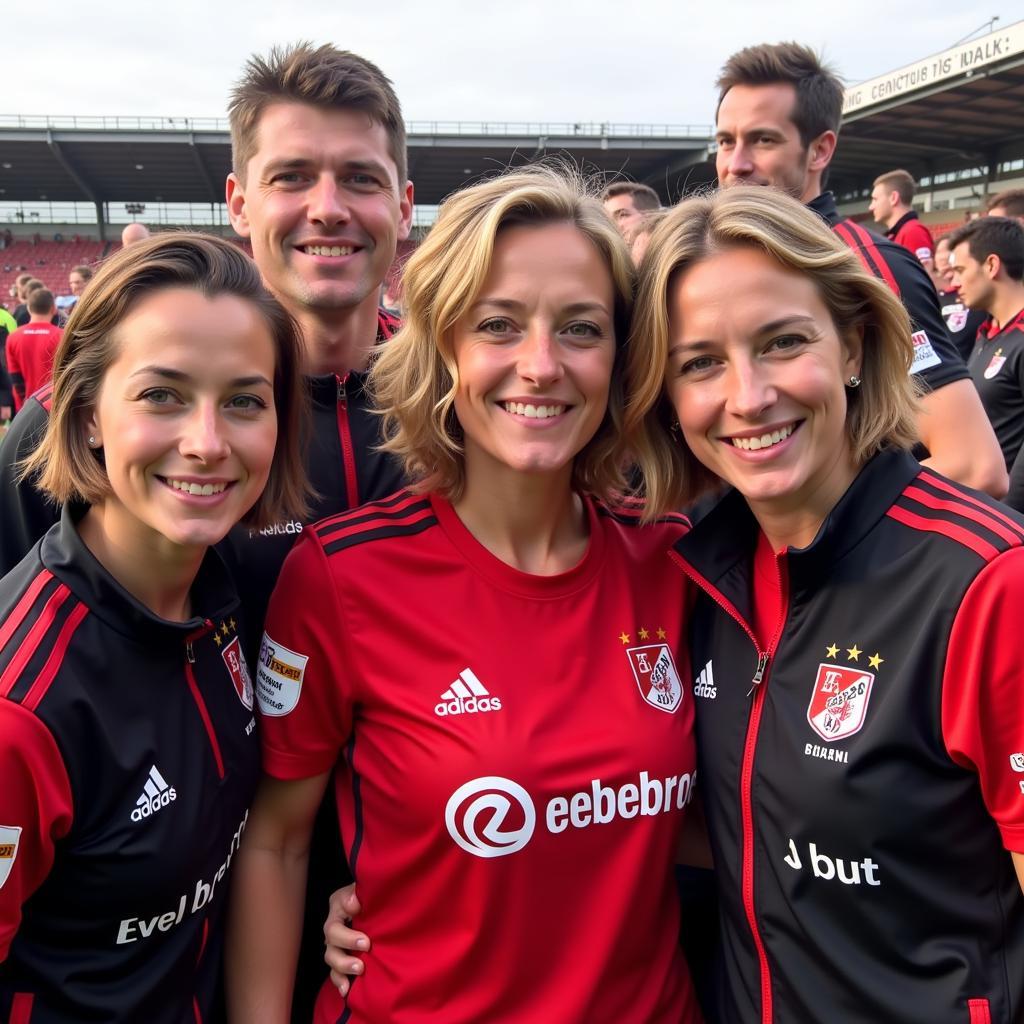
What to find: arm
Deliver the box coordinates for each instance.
[1005,430,1024,512]
[0,397,61,576]
[1014,852,1024,896]
[917,379,1008,498]
[226,771,330,1023]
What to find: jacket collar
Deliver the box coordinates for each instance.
[673,448,922,602]
[806,191,840,228]
[306,307,400,405]
[41,504,238,647]
[886,210,920,239]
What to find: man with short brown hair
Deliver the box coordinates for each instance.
[602,180,661,237]
[5,288,61,410]
[987,188,1024,221]
[869,168,934,264]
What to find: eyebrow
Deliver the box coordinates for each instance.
[470,298,611,317]
[668,315,817,357]
[262,157,391,179]
[129,366,273,388]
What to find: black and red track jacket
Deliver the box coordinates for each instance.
[0,507,259,1023]
[0,310,406,648]
[809,193,969,396]
[672,449,1024,1024]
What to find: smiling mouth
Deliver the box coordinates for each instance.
[728,422,799,451]
[301,245,357,257]
[501,401,568,419]
[161,478,231,496]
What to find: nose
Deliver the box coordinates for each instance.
[517,327,563,386]
[725,357,775,419]
[721,143,754,180]
[180,402,231,463]
[307,173,350,228]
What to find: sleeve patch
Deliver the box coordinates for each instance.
[0,826,22,889]
[910,330,942,374]
[256,633,308,717]
[915,246,933,262]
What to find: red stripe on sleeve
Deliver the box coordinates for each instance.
[968,998,993,1024]
[902,485,1024,548]
[0,571,54,658]
[21,603,90,712]
[917,470,1024,541]
[0,584,72,699]
[9,992,34,1024]
[886,506,998,561]
[835,221,901,296]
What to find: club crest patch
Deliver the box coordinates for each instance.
[221,635,254,710]
[946,309,969,332]
[807,663,874,742]
[984,349,1006,379]
[0,826,22,890]
[627,644,683,714]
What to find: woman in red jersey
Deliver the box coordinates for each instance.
[624,187,1024,1024]
[227,167,704,1024]
[0,234,308,1022]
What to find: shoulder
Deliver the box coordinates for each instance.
[887,467,1024,567]
[593,496,691,552]
[304,488,439,561]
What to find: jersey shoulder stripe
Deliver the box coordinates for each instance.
[0,570,89,708]
[595,498,691,531]
[376,308,402,341]
[30,381,54,412]
[316,490,437,556]
[315,489,426,538]
[833,220,901,297]
[887,472,1024,562]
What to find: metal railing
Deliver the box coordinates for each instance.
[0,114,713,138]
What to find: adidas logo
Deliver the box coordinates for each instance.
[130,765,177,823]
[694,660,717,699]
[434,668,503,717]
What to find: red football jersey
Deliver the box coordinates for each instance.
[258,491,702,1023]
[6,322,62,410]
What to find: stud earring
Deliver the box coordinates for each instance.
[846,375,862,389]
[88,436,97,446]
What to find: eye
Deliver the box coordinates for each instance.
[479,317,514,336]
[227,394,268,412]
[141,387,180,406]
[766,334,805,353]
[271,172,306,185]
[564,321,603,340]
[678,355,718,376]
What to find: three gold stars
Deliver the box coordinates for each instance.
[824,642,884,670]
[619,626,668,645]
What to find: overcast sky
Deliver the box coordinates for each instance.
[5,3,1017,127]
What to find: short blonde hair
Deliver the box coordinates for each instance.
[624,187,919,518]
[22,232,310,529]
[370,164,636,501]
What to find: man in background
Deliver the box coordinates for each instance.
[869,168,934,265]
[603,181,661,237]
[6,288,61,411]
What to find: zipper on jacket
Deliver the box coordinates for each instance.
[669,548,790,1024]
[336,373,360,508]
[183,621,225,780]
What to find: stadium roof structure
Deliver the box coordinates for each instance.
[0,117,715,233]
[828,19,1024,196]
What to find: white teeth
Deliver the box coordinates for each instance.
[730,424,796,451]
[303,245,354,257]
[167,479,228,496]
[502,402,566,419]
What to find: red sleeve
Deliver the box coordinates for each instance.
[898,221,934,263]
[254,528,353,780]
[942,546,1024,851]
[0,701,73,959]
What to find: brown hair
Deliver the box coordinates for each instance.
[27,288,54,315]
[949,217,1024,282]
[624,187,919,518]
[70,264,94,281]
[987,188,1024,219]
[873,169,916,206]
[229,42,407,187]
[602,181,661,211]
[370,164,636,502]
[716,42,843,147]
[22,232,310,528]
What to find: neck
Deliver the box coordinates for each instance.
[453,456,588,575]
[748,450,860,552]
[294,295,380,376]
[800,177,824,206]
[887,206,909,228]
[77,504,204,622]
[989,283,1024,330]
[28,313,52,324]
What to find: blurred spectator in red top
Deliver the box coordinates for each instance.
[869,168,935,266]
[6,288,62,410]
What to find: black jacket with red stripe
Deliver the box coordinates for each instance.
[673,449,1024,1023]
[810,192,969,395]
[0,310,406,652]
[0,507,259,1023]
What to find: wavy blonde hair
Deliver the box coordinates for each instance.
[370,164,635,500]
[624,187,919,519]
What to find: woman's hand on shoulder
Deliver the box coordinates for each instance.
[324,884,370,998]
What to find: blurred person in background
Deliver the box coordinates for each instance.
[625,209,668,264]
[986,188,1024,222]
[603,181,661,238]
[868,168,934,265]
[931,234,986,362]
[6,288,61,411]
[121,222,151,247]
[950,216,1024,510]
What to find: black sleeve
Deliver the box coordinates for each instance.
[0,329,12,412]
[882,240,970,392]
[1005,445,1024,513]
[0,398,61,576]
